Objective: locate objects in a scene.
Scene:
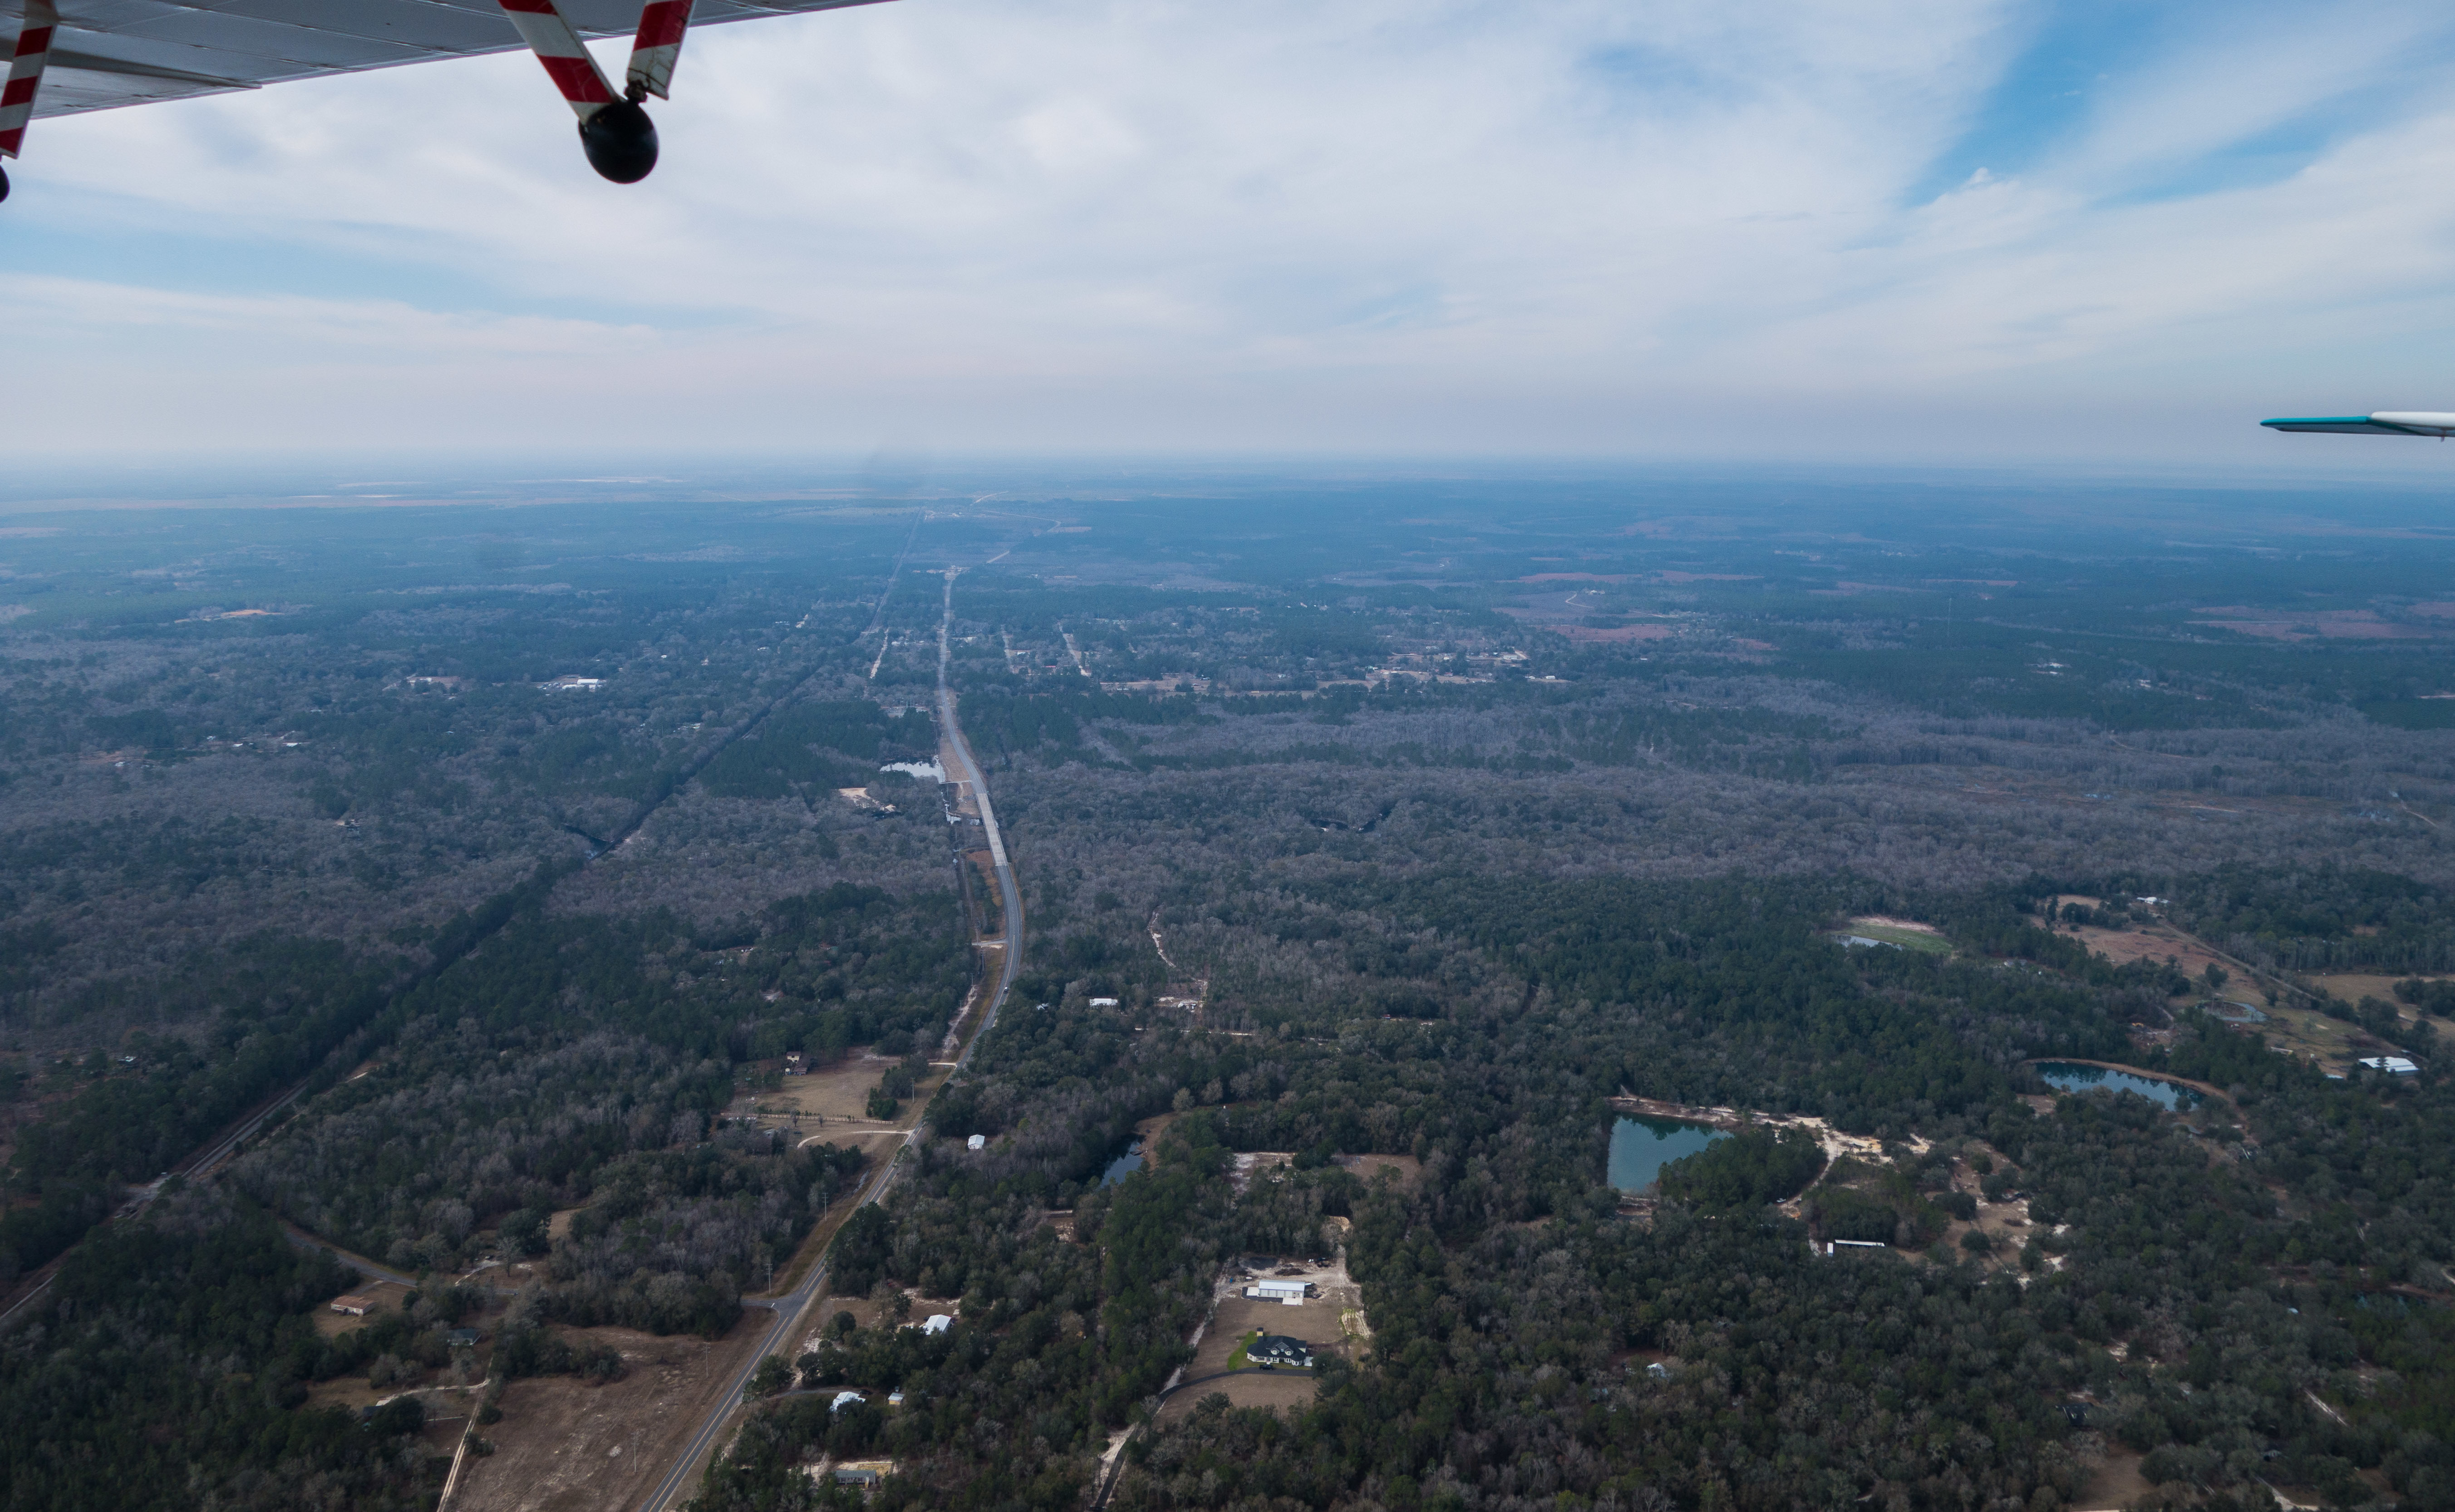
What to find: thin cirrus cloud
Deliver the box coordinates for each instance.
[3,0,2455,467]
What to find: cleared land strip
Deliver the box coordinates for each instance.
[636,565,1025,1512]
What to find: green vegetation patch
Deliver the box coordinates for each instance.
[1658,1127,1827,1211]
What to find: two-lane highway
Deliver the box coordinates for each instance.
[631,565,1024,1512]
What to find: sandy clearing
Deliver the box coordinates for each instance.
[449,1323,768,1512]
[1615,1096,1922,1177]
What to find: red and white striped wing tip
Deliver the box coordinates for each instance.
[0,0,60,159]
[497,0,618,117]
[627,0,692,102]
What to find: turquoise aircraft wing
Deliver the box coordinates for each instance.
[2263,413,2455,437]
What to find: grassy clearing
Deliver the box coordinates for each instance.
[1836,920,1953,954]
[1226,1330,1258,1372]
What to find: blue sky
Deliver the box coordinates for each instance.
[7,0,2455,471]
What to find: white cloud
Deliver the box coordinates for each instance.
[7,0,2455,468]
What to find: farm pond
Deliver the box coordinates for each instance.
[2035,1061,2200,1110]
[1608,1116,1731,1194]
[1100,1141,1145,1186]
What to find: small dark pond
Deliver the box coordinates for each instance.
[2036,1061,2200,1110]
[1100,1142,1145,1186]
[1608,1117,1730,1193]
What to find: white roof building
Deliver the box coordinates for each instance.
[967,1134,986,1151]
[2359,1056,2420,1075]
[923,1314,953,1335]
[831,1391,866,1412]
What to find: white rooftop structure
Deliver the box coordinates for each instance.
[1248,1279,1307,1301]
[966,1134,986,1151]
[2358,1056,2420,1075]
[831,1391,865,1412]
[922,1314,953,1335]
[1089,997,1119,1007]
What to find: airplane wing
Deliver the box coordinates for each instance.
[26,0,883,119]
[0,0,891,193]
[2263,412,2455,437]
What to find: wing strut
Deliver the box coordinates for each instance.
[0,0,59,202]
[496,0,699,184]
[627,0,693,102]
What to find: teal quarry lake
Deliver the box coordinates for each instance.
[1609,1116,1731,1193]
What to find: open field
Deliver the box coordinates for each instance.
[1164,1371,1320,1417]
[1334,1153,1423,1190]
[1839,917,1951,953]
[2066,919,2236,980]
[734,1057,895,1128]
[2242,1002,2403,1075]
[451,1323,770,1512]
[1159,1253,1368,1424]
[2310,973,2455,1025]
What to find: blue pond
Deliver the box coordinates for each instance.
[2036,1061,2200,1110]
[1100,1142,1145,1186]
[1608,1117,1730,1194]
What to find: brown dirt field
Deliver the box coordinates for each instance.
[546,1207,581,1242]
[1162,1371,1321,1419]
[2075,1446,2152,1510]
[448,1323,769,1512]
[1159,1289,1348,1427]
[734,1057,894,1129]
[2065,920,2236,982]
[802,1295,892,1342]
[315,1278,413,1339]
[1336,1154,1422,1190]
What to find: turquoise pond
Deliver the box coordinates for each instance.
[2035,1062,2200,1110]
[1100,1143,1145,1186]
[1608,1117,1730,1193]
